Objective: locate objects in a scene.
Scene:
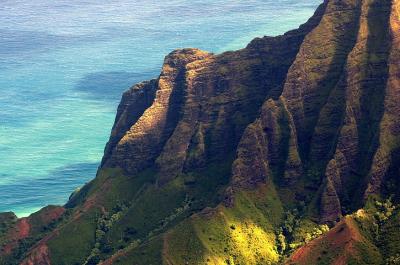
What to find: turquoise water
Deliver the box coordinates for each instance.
[0,0,320,217]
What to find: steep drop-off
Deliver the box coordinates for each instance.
[1,0,400,264]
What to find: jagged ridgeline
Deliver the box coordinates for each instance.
[1,0,400,264]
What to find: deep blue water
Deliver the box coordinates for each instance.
[0,0,321,217]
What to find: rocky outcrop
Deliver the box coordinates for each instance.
[364,0,400,197]
[102,49,211,175]
[231,98,302,190]
[229,0,400,224]
[282,0,362,165]
[2,0,400,264]
[320,177,342,224]
[101,79,158,167]
[101,11,323,184]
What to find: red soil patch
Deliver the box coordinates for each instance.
[4,176,112,263]
[20,244,51,265]
[38,207,65,224]
[19,228,61,265]
[1,207,65,261]
[100,255,118,265]
[163,232,174,265]
[1,218,31,255]
[287,217,364,265]
[17,218,31,238]
[20,188,109,264]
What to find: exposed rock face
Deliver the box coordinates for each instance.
[2,0,400,264]
[101,17,321,184]
[282,0,362,165]
[364,0,400,197]
[320,177,342,224]
[102,49,211,175]
[227,0,400,224]
[101,79,158,167]
[231,98,302,189]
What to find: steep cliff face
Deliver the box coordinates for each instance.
[100,15,322,184]
[1,0,400,264]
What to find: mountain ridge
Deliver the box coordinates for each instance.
[1,0,400,264]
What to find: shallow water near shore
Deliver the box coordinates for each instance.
[0,0,321,217]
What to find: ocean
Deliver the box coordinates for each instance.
[0,0,321,217]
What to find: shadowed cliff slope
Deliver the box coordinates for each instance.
[1,0,400,264]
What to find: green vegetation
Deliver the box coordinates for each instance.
[48,210,97,265]
[106,235,164,265]
[104,158,234,257]
[0,213,17,241]
[45,157,234,264]
[83,202,129,265]
[2,1,400,264]
[351,198,400,265]
[164,183,284,265]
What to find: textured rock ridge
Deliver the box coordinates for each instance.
[231,97,302,190]
[101,13,323,185]
[365,0,400,197]
[1,0,400,264]
[103,48,211,175]
[232,0,400,224]
[101,79,158,167]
